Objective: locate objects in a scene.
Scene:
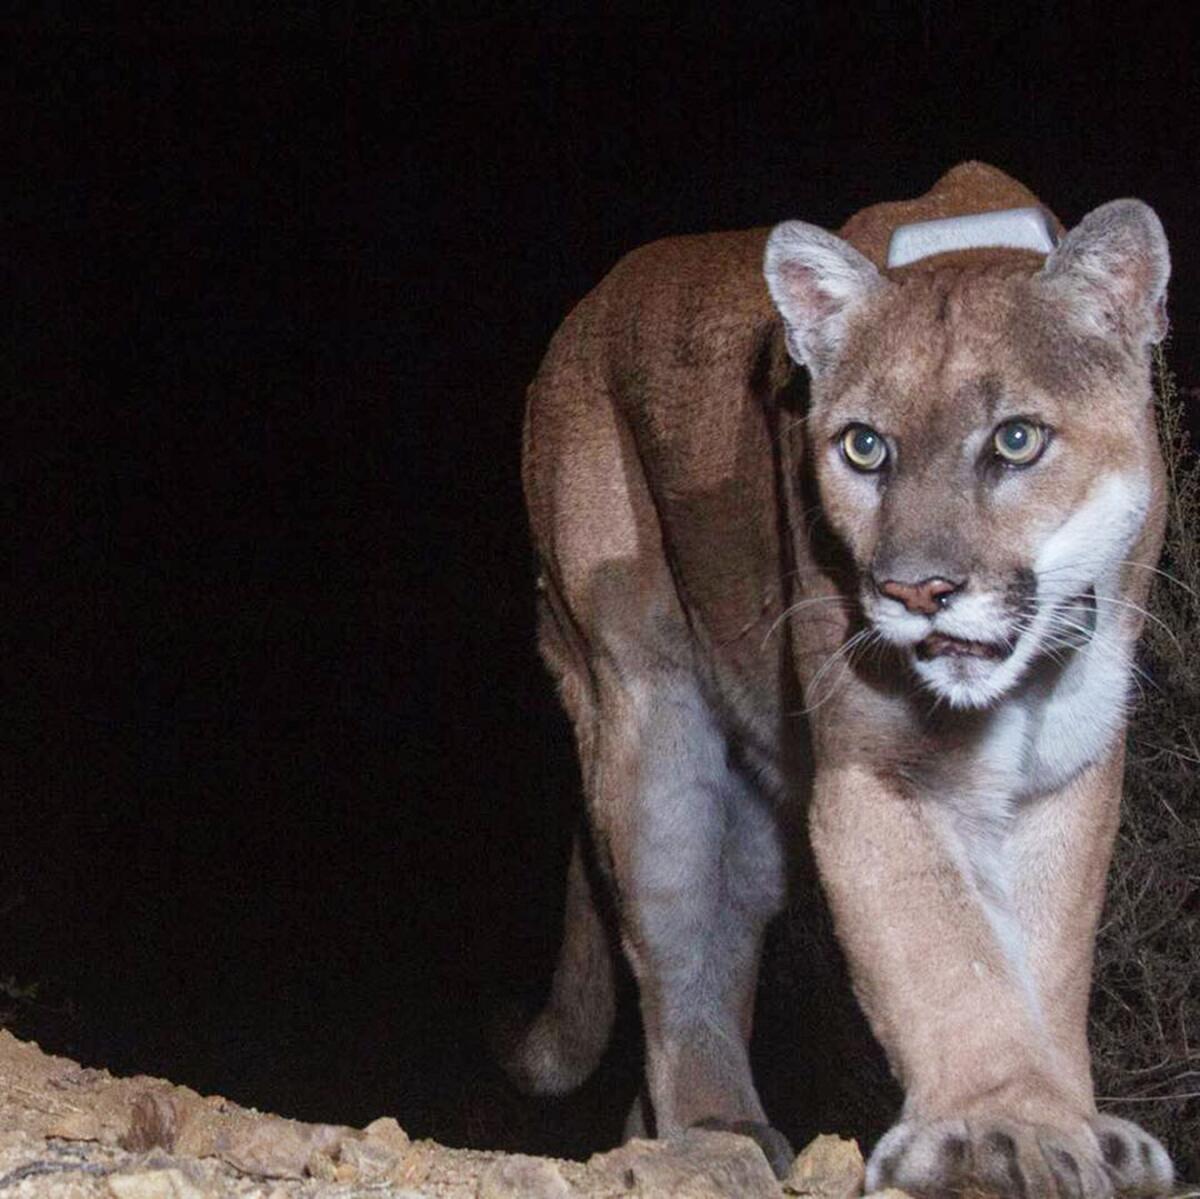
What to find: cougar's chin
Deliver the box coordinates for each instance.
[868,606,1035,709]
[910,635,1025,708]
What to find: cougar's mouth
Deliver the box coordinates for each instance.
[915,633,1013,662]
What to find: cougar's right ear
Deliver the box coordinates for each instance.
[764,222,884,375]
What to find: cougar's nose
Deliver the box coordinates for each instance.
[877,576,962,616]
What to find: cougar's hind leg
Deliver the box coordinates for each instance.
[586,666,790,1172]
[522,353,789,1169]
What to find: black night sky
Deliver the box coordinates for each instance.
[7,3,1199,1163]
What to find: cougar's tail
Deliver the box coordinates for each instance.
[497,830,616,1096]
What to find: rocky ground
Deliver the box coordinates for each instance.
[1,1030,1194,1199]
[0,1029,884,1198]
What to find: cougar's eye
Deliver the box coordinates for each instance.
[840,424,888,472]
[993,419,1046,466]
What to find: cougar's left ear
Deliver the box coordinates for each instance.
[1038,199,1170,346]
[764,222,884,375]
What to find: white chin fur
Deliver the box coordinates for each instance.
[912,652,1016,708]
[910,618,1048,709]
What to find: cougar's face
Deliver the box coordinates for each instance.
[814,272,1156,709]
[765,201,1169,710]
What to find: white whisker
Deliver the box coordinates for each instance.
[793,626,877,717]
[1091,592,1183,652]
[760,593,851,648]
[1116,558,1198,601]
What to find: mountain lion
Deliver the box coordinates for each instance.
[510,163,1175,1196]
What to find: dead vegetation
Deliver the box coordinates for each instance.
[1092,355,1200,1180]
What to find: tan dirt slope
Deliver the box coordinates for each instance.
[0,1029,864,1198]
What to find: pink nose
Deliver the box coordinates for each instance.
[878,577,961,616]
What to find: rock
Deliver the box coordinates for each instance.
[213,1114,348,1179]
[45,1107,107,1142]
[784,1134,864,1199]
[107,1167,208,1199]
[478,1152,574,1198]
[589,1128,780,1198]
[306,1148,339,1181]
[121,1092,185,1153]
[338,1134,409,1184]
[363,1114,411,1150]
[863,1191,917,1199]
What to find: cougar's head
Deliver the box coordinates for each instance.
[765,200,1170,708]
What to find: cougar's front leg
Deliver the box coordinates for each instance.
[1006,752,1173,1195]
[588,672,790,1172]
[811,756,1172,1198]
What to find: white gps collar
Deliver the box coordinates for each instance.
[886,206,1058,268]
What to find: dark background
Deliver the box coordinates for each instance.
[7,2,1198,1162]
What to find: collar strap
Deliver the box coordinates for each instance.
[886,206,1058,268]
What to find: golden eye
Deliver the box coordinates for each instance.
[841,424,888,471]
[993,419,1046,465]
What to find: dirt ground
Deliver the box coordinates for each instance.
[0,1030,865,1197]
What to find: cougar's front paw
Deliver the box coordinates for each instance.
[691,1118,794,1179]
[1089,1114,1173,1194]
[866,1118,1120,1199]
